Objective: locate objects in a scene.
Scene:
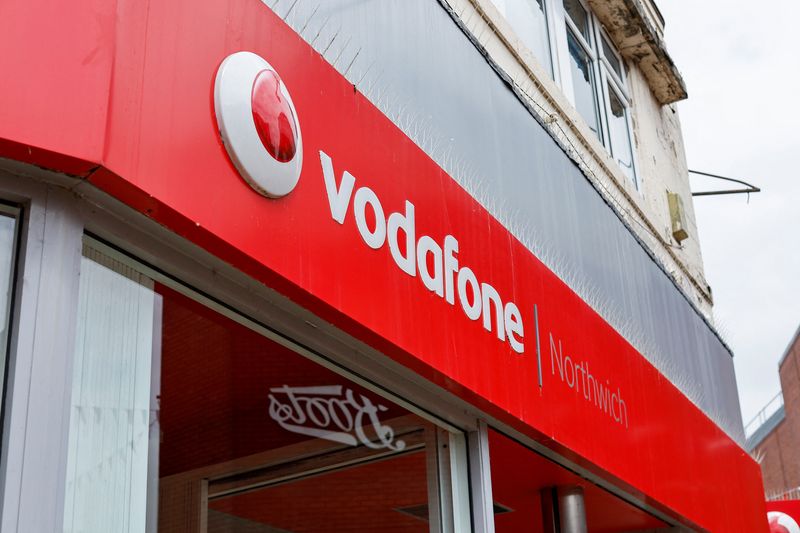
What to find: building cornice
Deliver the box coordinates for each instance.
[587,0,688,105]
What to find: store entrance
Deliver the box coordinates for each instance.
[155,285,440,532]
[63,244,452,533]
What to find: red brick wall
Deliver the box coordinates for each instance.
[754,331,800,495]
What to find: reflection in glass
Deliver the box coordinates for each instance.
[607,83,635,183]
[0,213,16,388]
[158,285,434,532]
[499,0,553,77]
[64,242,439,533]
[567,30,601,140]
[64,246,160,533]
[563,0,591,40]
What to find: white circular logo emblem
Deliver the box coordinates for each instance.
[769,511,800,533]
[214,51,303,198]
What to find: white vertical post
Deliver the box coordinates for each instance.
[0,187,84,533]
[446,430,473,532]
[425,426,443,533]
[468,420,495,533]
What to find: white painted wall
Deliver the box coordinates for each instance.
[454,0,713,316]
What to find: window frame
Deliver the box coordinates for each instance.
[600,67,638,185]
[0,202,21,456]
[0,167,483,532]
[495,0,641,188]
[73,234,476,532]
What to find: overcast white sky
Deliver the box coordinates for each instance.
[658,1,800,425]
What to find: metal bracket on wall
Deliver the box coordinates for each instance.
[689,170,761,198]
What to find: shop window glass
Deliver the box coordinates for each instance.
[65,241,452,532]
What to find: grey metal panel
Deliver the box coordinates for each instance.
[266,0,745,444]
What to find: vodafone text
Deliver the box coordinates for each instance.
[319,150,630,428]
[320,151,524,354]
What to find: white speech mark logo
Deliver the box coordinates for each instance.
[769,511,800,533]
[214,51,303,198]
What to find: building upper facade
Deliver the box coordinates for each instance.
[0,0,742,444]
[467,0,710,316]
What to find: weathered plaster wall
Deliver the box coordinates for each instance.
[454,0,713,317]
[627,65,710,308]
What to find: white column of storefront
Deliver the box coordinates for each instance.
[0,169,85,533]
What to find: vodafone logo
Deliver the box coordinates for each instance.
[770,511,800,533]
[214,52,303,198]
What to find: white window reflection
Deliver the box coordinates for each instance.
[63,245,161,533]
[567,30,601,141]
[491,0,553,77]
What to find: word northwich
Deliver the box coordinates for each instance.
[550,334,629,428]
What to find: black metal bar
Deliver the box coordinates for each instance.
[692,189,760,196]
[689,169,761,197]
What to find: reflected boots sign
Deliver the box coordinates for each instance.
[267,385,406,451]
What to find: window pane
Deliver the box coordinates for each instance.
[499,0,553,76]
[563,0,590,41]
[64,246,160,533]
[159,285,436,532]
[601,34,623,80]
[567,30,601,140]
[607,82,635,182]
[0,212,17,382]
[66,242,452,532]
